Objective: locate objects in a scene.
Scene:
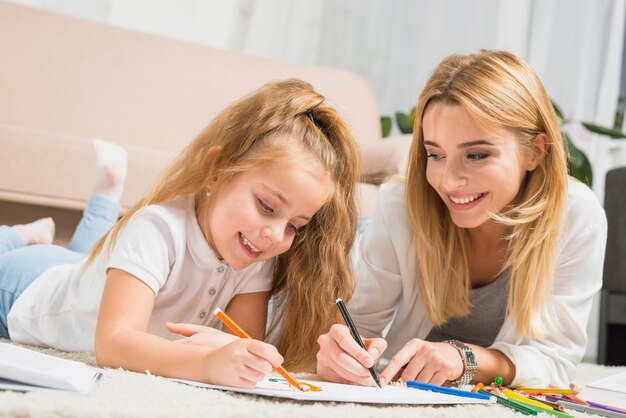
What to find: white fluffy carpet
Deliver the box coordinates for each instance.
[0,338,624,418]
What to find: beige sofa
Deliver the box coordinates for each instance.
[0,1,411,245]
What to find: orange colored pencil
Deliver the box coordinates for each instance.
[213,308,304,392]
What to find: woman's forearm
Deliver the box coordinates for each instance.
[469,344,516,385]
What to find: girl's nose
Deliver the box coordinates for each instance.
[262,224,284,244]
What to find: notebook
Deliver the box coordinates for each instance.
[173,375,495,405]
[0,342,101,394]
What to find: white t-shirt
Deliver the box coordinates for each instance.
[349,179,607,387]
[8,196,274,352]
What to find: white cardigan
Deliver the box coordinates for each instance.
[349,180,607,387]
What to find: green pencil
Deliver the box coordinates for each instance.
[477,389,537,415]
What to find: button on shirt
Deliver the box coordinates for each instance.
[7,196,274,352]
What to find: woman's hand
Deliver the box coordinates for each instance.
[166,322,238,347]
[316,324,387,386]
[206,338,283,388]
[380,339,464,385]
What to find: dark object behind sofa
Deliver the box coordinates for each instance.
[598,166,626,365]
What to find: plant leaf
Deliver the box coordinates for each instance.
[581,122,626,139]
[381,116,392,138]
[396,112,413,134]
[563,131,593,186]
[551,99,566,121]
[408,106,416,130]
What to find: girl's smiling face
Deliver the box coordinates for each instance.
[422,102,540,230]
[199,151,333,270]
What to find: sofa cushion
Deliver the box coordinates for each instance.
[0,123,173,210]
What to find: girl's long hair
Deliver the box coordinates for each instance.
[405,50,568,339]
[87,79,359,370]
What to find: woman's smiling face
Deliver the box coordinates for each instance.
[422,102,537,230]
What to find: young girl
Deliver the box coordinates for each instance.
[316,50,607,388]
[1,79,359,388]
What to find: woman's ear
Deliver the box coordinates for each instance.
[204,146,223,189]
[526,133,549,171]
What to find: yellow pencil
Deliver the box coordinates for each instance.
[503,389,575,418]
[213,308,305,392]
[515,387,574,395]
[503,388,557,409]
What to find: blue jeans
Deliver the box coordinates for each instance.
[0,195,120,337]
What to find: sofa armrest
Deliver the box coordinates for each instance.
[360,134,413,184]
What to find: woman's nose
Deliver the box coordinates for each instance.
[441,159,468,191]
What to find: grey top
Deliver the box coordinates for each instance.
[426,268,510,347]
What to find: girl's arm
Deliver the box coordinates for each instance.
[165,291,269,345]
[223,291,270,340]
[95,268,283,387]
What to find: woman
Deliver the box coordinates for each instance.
[316,50,607,388]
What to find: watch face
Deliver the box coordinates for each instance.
[465,350,477,366]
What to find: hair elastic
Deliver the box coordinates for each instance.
[305,108,327,133]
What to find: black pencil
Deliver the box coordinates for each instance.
[335,298,382,388]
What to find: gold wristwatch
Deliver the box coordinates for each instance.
[443,339,477,386]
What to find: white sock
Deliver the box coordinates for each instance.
[92,139,128,201]
[12,217,55,245]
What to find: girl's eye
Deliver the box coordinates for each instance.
[467,153,489,161]
[258,199,274,214]
[286,223,297,234]
[426,153,443,161]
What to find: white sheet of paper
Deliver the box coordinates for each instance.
[0,342,101,394]
[173,375,495,405]
[579,369,626,409]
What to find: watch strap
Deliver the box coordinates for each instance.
[443,339,477,386]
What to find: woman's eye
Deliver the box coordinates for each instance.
[426,153,443,161]
[258,199,274,214]
[286,223,297,234]
[467,153,489,161]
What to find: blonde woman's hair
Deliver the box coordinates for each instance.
[406,50,568,339]
[87,79,359,370]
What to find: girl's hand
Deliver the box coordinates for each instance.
[207,338,283,388]
[166,322,237,348]
[316,324,387,386]
[380,339,464,385]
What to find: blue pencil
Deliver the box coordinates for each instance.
[406,380,494,401]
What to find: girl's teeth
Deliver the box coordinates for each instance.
[241,234,261,253]
[450,193,483,204]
